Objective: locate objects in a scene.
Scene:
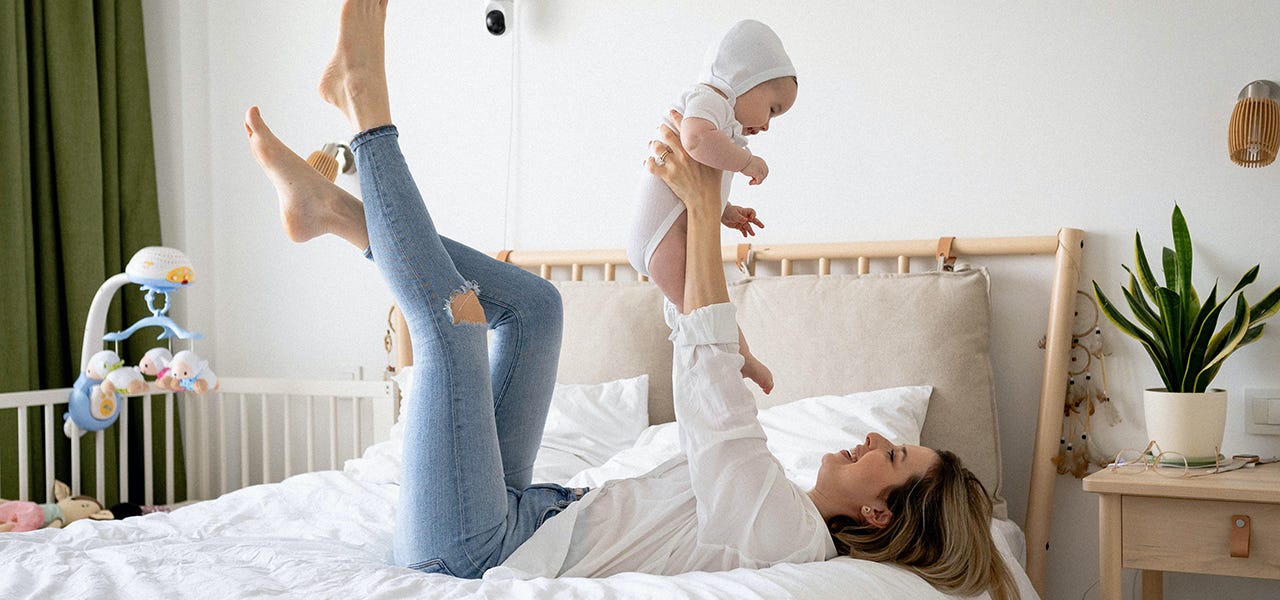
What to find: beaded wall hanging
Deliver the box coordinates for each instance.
[1045,291,1121,478]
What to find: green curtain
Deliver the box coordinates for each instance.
[1,0,185,507]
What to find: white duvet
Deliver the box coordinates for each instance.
[0,425,1039,600]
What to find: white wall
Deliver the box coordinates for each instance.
[143,2,1280,598]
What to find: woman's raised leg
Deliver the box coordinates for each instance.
[268,0,570,578]
[438,240,563,491]
[245,111,561,493]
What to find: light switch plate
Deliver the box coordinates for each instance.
[1245,388,1280,435]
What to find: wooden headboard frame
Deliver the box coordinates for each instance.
[387,228,1083,596]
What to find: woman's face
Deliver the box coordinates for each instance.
[733,77,797,136]
[814,432,938,523]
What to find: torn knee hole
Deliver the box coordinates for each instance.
[447,288,486,325]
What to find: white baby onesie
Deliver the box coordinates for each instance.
[626,84,742,276]
[626,20,795,277]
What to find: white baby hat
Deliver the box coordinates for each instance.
[699,20,796,104]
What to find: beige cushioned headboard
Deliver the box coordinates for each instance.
[553,268,1005,518]
[553,281,675,424]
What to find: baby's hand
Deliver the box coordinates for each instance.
[722,204,764,237]
[740,155,769,185]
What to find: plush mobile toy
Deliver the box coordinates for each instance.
[138,347,175,389]
[64,350,146,438]
[164,350,219,394]
[65,247,209,437]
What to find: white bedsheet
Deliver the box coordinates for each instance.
[0,433,1039,600]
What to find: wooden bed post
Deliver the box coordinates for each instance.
[1025,227,1084,595]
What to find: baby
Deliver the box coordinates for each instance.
[627,20,797,394]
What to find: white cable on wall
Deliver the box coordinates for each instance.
[501,3,520,250]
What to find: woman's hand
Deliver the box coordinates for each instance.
[647,111,723,219]
[648,110,730,312]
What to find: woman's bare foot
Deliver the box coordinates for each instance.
[245,106,369,248]
[742,353,775,394]
[318,0,392,131]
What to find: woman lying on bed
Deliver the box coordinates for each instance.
[245,1,1015,598]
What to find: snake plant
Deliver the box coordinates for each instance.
[1092,205,1280,393]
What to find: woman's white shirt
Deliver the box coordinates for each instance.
[488,303,836,579]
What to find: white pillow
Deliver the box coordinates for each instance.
[567,385,932,490]
[538,375,649,470]
[390,368,649,453]
[349,369,649,485]
[760,385,932,490]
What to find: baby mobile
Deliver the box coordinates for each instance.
[65,247,218,438]
[1043,290,1121,478]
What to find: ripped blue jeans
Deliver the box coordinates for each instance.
[352,125,578,578]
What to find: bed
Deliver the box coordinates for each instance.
[0,231,1083,599]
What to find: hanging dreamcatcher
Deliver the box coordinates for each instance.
[1045,290,1121,478]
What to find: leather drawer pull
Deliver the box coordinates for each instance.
[1230,515,1251,558]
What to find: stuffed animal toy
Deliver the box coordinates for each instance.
[102,365,148,395]
[0,480,113,532]
[165,350,219,394]
[85,349,123,381]
[65,350,128,435]
[139,347,175,390]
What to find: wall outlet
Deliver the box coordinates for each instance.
[1245,388,1280,436]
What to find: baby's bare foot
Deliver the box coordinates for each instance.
[318,0,392,131]
[743,354,774,395]
[245,106,348,243]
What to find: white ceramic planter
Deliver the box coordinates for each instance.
[1143,388,1228,464]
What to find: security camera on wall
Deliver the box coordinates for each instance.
[485,0,513,36]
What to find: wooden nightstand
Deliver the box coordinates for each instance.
[1082,462,1280,599]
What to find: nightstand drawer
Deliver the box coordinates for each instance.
[1122,496,1280,579]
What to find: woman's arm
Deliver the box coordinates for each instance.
[646,114,830,562]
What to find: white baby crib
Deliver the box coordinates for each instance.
[0,377,396,506]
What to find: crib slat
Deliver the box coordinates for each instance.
[261,393,270,484]
[144,395,154,505]
[539,264,551,280]
[284,395,293,478]
[240,393,249,489]
[205,393,214,499]
[17,407,29,501]
[71,420,81,496]
[351,396,361,461]
[604,263,615,282]
[95,429,106,504]
[219,393,227,496]
[638,273,648,282]
[328,396,338,470]
[44,404,54,503]
[571,264,583,281]
[306,396,315,473]
[818,257,830,276]
[181,393,193,501]
[898,255,910,273]
[780,258,792,276]
[857,256,870,275]
[120,397,129,503]
[201,393,211,500]
[166,393,175,504]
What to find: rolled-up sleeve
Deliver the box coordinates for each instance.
[667,302,830,563]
